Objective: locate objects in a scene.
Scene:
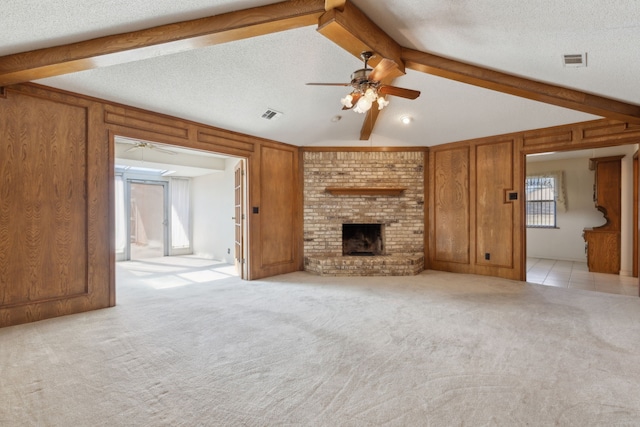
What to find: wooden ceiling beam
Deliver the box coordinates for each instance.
[317,0,406,139]
[360,74,399,140]
[0,0,325,87]
[359,104,380,141]
[317,1,404,73]
[402,47,640,124]
[324,0,347,11]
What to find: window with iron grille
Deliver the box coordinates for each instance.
[526,176,556,228]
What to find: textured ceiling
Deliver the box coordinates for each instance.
[3,0,639,147]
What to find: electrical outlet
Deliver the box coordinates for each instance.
[485,253,490,260]
[227,248,231,254]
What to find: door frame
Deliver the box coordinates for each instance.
[234,159,249,279]
[633,150,638,278]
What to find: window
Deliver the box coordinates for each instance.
[526,176,557,227]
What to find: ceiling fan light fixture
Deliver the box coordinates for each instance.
[377,96,389,110]
[340,94,354,108]
[308,50,418,118]
[353,95,373,113]
[350,87,388,114]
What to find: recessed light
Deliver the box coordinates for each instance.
[400,115,412,125]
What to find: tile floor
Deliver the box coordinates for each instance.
[527,258,639,296]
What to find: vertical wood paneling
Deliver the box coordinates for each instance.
[475,141,513,267]
[259,145,296,267]
[0,93,87,307]
[0,87,112,327]
[433,147,469,263]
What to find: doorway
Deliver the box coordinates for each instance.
[129,181,168,260]
[114,136,247,278]
[524,144,639,295]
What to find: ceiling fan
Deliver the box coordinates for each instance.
[125,141,178,155]
[306,51,420,114]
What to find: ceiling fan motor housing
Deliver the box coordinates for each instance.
[350,68,378,92]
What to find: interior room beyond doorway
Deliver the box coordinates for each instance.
[525,144,638,295]
[114,136,243,277]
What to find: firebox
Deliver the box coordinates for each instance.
[342,223,384,256]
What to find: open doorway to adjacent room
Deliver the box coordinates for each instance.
[114,136,248,285]
[525,144,639,296]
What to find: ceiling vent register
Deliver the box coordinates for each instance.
[563,53,587,67]
[261,109,283,120]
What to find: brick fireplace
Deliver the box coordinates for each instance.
[303,150,425,276]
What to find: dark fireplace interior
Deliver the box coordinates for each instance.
[342,223,383,256]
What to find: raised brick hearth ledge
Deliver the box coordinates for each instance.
[304,254,424,276]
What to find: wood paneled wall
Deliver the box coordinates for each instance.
[428,119,640,281]
[3,81,639,327]
[432,147,469,264]
[0,88,110,326]
[429,138,521,279]
[0,83,302,326]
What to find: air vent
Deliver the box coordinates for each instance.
[261,108,283,120]
[563,53,587,67]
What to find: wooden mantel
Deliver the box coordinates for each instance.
[325,187,407,196]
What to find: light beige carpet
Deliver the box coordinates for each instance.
[2,257,640,426]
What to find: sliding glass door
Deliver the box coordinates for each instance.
[128,181,168,260]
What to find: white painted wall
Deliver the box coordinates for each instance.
[191,158,238,264]
[527,157,602,262]
[527,147,636,274]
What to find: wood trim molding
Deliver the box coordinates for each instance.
[104,109,190,139]
[325,186,406,196]
[0,0,325,86]
[402,48,640,125]
[197,130,255,154]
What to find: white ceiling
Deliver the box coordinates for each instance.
[3,0,639,147]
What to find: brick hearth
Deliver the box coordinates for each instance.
[305,254,424,276]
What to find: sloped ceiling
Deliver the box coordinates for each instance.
[2,0,639,147]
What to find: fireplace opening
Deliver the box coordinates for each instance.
[342,223,384,256]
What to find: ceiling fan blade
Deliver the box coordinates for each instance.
[126,145,142,152]
[367,58,397,82]
[379,85,421,99]
[306,83,351,86]
[151,146,178,155]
